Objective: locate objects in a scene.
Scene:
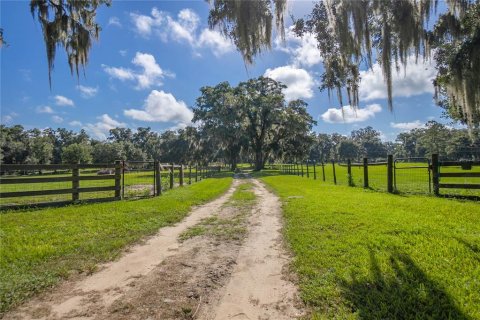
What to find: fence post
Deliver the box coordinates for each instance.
[170,163,174,189]
[189,165,192,185]
[115,160,121,200]
[387,155,394,193]
[347,159,353,186]
[332,160,337,185]
[72,164,79,201]
[155,161,162,195]
[432,154,439,196]
[306,161,309,178]
[313,161,317,180]
[363,157,369,188]
[122,160,125,199]
[179,165,184,186]
[301,163,304,177]
[322,162,325,181]
[195,164,198,182]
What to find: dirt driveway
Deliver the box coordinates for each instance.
[5,177,304,320]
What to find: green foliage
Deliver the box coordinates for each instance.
[261,175,480,319]
[61,143,93,164]
[0,177,232,313]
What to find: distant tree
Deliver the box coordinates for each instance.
[351,126,386,159]
[61,143,92,164]
[92,142,125,163]
[237,77,286,170]
[337,140,359,161]
[194,82,247,170]
[0,125,29,164]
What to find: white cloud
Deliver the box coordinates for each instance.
[119,50,127,57]
[390,120,426,131]
[76,85,98,98]
[198,29,234,57]
[84,114,126,140]
[359,57,436,101]
[264,65,315,101]
[51,115,64,123]
[103,52,174,90]
[130,7,233,57]
[130,7,165,37]
[124,90,193,127]
[54,95,74,107]
[36,105,54,114]
[321,104,382,124]
[1,112,17,124]
[69,120,83,127]
[275,27,321,67]
[108,16,122,27]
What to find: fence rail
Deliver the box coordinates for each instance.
[274,154,479,199]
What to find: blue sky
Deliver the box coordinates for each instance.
[1,1,456,141]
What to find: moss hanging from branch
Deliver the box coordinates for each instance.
[30,0,110,87]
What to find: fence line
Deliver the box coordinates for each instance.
[0,161,227,210]
[273,154,479,199]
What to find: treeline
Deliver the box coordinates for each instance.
[309,121,480,162]
[2,77,479,168]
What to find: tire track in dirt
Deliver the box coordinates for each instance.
[3,179,241,320]
[4,177,304,320]
[198,179,304,320]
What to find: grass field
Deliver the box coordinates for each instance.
[273,162,480,197]
[0,176,232,314]
[0,168,213,206]
[259,175,480,319]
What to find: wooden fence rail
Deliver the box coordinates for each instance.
[0,162,122,209]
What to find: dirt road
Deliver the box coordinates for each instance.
[5,177,304,320]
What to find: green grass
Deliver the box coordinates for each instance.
[270,163,480,197]
[260,175,480,319]
[179,182,256,241]
[0,169,216,206]
[0,176,232,314]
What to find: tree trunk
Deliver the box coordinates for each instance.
[254,149,263,171]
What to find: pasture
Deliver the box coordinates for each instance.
[276,161,480,197]
[259,175,480,319]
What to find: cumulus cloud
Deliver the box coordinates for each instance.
[52,115,64,123]
[321,104,382,124]
[130,7,234,57]
[359,57,436,101]
[54,95,74,107]
[108,16,122,27]
[1,112,18,124]
[77,85,98,98]
[103,52,174,90]
[124,90,193,127]
[274,27,321,67]
[390,120,426,131]
[36,106,54,114]
[69,120,83,127]
[84,114,126,140]
[264,65,315,101]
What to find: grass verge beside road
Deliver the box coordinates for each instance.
[260,175,480,319]
[0,176,232,314]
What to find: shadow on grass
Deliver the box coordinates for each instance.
[339,249,470,319]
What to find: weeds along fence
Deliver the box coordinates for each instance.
[274,154,480,199]
[0,162,226,209]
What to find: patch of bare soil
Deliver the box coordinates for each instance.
[4,178,304,320]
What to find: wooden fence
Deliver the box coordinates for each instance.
[0,162,225,209]
[0,162,122,208]
[431,154,480,196]
[275,154,479,199]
